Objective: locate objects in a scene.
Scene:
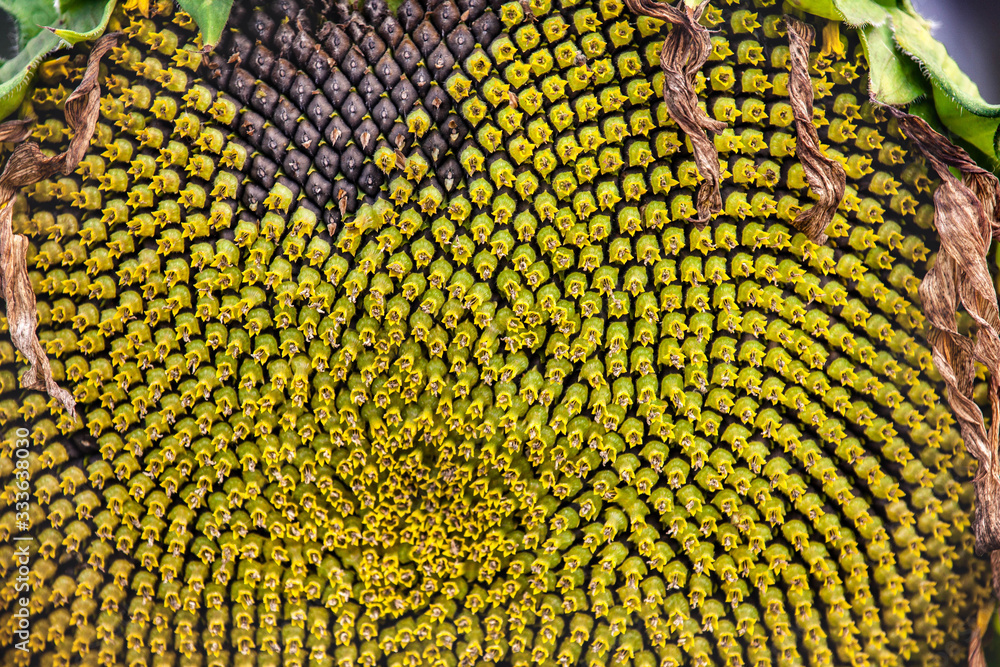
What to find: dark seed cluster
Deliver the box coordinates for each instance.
[0,0,991,666]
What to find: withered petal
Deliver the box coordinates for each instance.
[785,16,846,246]
[625,0,726,227]
[885,102,1000,555]
[0,32,123,421]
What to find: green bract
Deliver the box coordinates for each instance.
[176,0,235,47]
[0,0,116,119]
[791,0,1000,167]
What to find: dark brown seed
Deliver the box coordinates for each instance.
[413,20,441,58]
[306,96,334,132]
[270,58,297,94]
[322,69,351,108]
[324,207,341,234]
[457,0,487,21]
[341,47,367,86]
[398,0,424,32]
[364,0,389,24]
[358,73,385,108]
[332,180,357,213]
[288,73,318,110]
[305,172,333,206]
[428,43,455,83]
[395,38,421,76]
[431,0,461,33]
[250,83,280,117]
[251,154,279,188]
[340,92,366,129]
[272,23,296,57]
[261,126,290,162]
[470,12,500,45]
[294,120,321,155]
[249,10,276,43]
[305,50,333,85]
[375,52,402,89]
[412,66,432,95]
[243,182,267,213]
[354,118,380,155]
[378,16,404,49]
[248,44,275,79]
[325,116,351,151]
[292,31,317,67]
[358,163,384,196]
[322,24,351,62]
[421,131,448,166]
[346,12,367,43]
[359,31,387,65]
[445,24,474,61]
[424,85,450,123]
[390,80,417,115]
[340,145,364,181]
[331,0,351,22]
[438,157,462,191]
[239,110,267,144]
[283,149,310,185]
[372,98,398,134]
[271,0,299,21]
[443,114,467,149]
[315,146,340,180]
[205,54,232,88]
[229,68,256,104]
[230,33,254,65]
[387,123,412,151]
[228,1,250,26]
[216,28,235,53]
[273,98,300,136]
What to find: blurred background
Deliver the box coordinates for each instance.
[911,0,1000,103]
[0,8,15,61]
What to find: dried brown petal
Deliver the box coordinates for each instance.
[0,32,122,421]
[624,0,725,226]
[785,16,846,245]
[885,104,1000,555]
[0,119,34,144]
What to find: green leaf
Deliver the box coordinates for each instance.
[792,0,1000,170]
[932,88,1000,166]
[907,98,945,134]
[889,8,997,114]
[176,0,235,48]
[857,22,927,106]
[889,7,1000,160]
[0,29,60,120]
[0,0,58,49]
[0,0,117,122]
[50,0,117,44]
[787,0,890,25]
[784,0,843,20]
[831,0,890,26]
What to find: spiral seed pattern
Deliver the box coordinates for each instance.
[0,0,992,666]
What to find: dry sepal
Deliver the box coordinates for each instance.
[0,32,122,421]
